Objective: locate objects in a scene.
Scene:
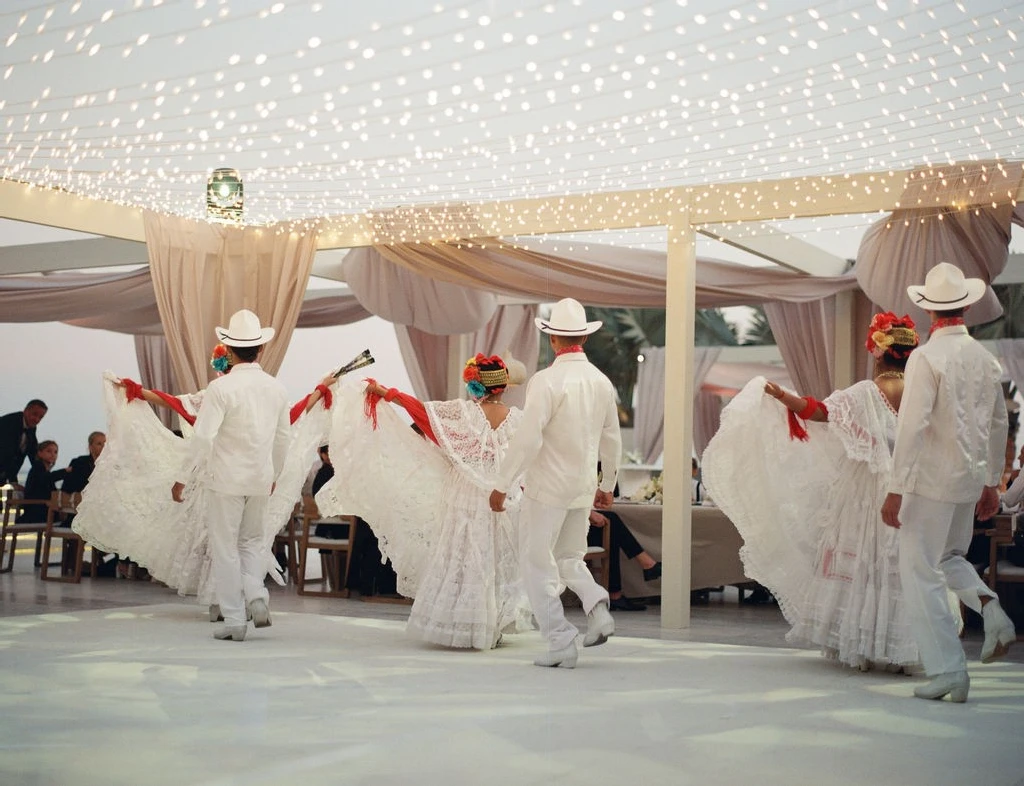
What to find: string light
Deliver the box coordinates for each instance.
[0,0,1020,240]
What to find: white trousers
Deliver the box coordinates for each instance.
[898,493,997,676]
[519,498,610,652]
[207,491,271,627]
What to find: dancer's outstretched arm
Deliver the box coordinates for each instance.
[364,381,438,444]
[764,380,828,422]
[289,372,338,423]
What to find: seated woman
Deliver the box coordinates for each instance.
[587,509,660,611]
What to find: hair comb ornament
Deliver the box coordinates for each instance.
[332,349,376,378]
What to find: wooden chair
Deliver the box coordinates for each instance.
[39,491,96,583]
[584,519,613,590]
[0,493,52,573]
[273,498,307,583]
[985,513,1024,592]
[296,498,359,598]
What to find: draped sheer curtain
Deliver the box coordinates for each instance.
[633,346,722,464]
[856,163,1024,328]
[764,297,836,401]
[394,305,540,405]
[144,211,318,392]
[998,339,1024,395]
[134,335,178,429]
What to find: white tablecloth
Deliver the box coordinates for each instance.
[611,503,750,596]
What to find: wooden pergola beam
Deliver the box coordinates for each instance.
[3,166,1021,251]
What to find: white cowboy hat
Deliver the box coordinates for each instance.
[535,298,602,336]
[907,262,987,311]
[215,309,276,347]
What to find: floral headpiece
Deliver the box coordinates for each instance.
[865,312,918,359]
[462,353,509,400]
[210,343,231,374]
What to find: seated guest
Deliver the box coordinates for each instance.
[60,432,106,494]
[587,508,661,611]
[692,457,704,503]
[0,399,48,486]
[16,440,66,523]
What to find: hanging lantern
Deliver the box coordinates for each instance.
[206,167,243,221]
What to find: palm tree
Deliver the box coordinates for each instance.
[969,283,1024,340]
[539,306,743,426]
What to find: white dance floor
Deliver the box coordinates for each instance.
[2,604,1022,786]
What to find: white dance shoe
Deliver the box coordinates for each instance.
[534,640,579,668]
[583,600,615,647]
[248,599,272,629]
[213,625,247,642]
[980,600,1015,663]
[913,670,969,703]
[209,604,252,623]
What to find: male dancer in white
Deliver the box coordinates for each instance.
[172,309,291,642]
[882,263,1014,702]
[490,298,622,668]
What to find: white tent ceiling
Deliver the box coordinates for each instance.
[1,0,1021,237]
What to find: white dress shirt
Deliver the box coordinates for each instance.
[177,363,291,496]
[494,352,621,509]
[889,325,1008,503]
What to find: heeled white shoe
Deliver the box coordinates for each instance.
[213,625,247,642]
[583,601,614,647]
[913,671,969,703]
[534,640,579,668]
[980,601,1015,663]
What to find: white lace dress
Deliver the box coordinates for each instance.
[702,377,918,668]
[72,372,331,605]
[317,380,533,649]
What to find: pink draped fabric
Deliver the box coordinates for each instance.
[393,304,540,405]
[0,269,156,321]
[339,240,858,315]
[764,297,836,402]
[143,212,318,391]
[856,162,1024,327]
[393,325,451,401]
[344,246,498,334]
[633,346,721,463]
[133,334,177,429]
[693,390,724,460]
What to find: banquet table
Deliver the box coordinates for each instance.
[611,502,750,597]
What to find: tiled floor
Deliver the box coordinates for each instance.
[3,556,1023,786]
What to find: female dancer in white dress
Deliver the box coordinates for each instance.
[703,313,921,670]
[72,345,352,616]
[316,353,533,650]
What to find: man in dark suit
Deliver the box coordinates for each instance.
[61,431,106,494]
[0,400,48,486]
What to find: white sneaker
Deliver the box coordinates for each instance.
[980,600,1015,663]
[913,670,969,703]
[248,598,272,629]
[583,601,615,647]
[534,640,579,668]
[213,625,247,642]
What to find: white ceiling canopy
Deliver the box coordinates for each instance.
[2,0,1022,228]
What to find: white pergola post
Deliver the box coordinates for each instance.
[661,211,697,629]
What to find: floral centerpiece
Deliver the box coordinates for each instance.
[630,472,663,504]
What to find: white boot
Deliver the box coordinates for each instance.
[980,600,1015,663]
[247,598,272,629]
[534,640,579,668]
[913,670,969,703]
[583,600,614,647]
